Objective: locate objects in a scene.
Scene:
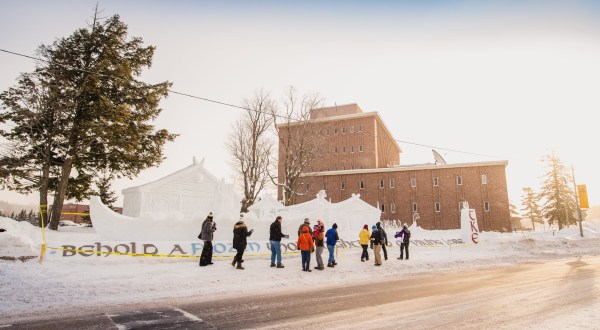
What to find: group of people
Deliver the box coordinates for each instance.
[198,212,411,270]
[359,222,411,266]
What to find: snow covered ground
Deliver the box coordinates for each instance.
[1,216,600,322]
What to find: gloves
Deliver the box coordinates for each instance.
[283,234,290,238]
[249,229,254,233]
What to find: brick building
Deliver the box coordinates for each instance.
[277,104,511,232]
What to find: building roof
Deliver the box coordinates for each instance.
[122,157,221,194]
[302,160,509,177]
[277,108,401,154]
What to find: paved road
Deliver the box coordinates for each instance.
[3,256,599,329]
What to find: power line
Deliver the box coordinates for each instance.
[0,47,502,159]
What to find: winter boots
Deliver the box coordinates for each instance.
[276,263,285,268]
[327,262,334,268]
[236,261,244,270]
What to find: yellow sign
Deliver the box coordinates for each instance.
[577,184,589,209]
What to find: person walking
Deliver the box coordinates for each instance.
[199,212,216,267]
[395,223,411,260]
[370,225,383,266]
[232,215,253,270]
[376,222,389,261]
[269,216,289,268]
[359,224,370,262]
[313,224,325,270]
[298,226,315,272]
[325,223,339,267]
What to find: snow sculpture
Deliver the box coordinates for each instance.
[122,157,241,221]
[460,201,480,244]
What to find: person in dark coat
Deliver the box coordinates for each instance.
[395,223,411,260]
[269,216,289,268]
[199,212,216,267]
[370,225,383,266]
[313,224,325,270]
[232,215,253,270]
[298,218,313,236]
[376,222,389,261]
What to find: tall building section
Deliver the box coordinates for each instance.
[277,103,511,232]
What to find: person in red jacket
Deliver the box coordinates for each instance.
[297,226,315,272]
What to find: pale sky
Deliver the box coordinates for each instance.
[1,0,599,211]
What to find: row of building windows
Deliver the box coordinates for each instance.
[324,125,363,136]
[322,175,488,190]
[325,145,364,154]
[378,201,491,213]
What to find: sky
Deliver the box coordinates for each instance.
[2,215,600,325]
[1,0,599,210]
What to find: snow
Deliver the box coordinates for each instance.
[1,216,600,325]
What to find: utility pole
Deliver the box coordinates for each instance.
[571,163,584,238]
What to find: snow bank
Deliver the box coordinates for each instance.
[2,216,600,321]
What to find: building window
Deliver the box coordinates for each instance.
[350,126,354,133]
[334,146,338,154]
[435,202,441,212]
[341,181,345,190]
[359,180,364,189]
[306,183,310,191]
[322,182,327,190]
[481,174,487,185]
[342,127,346,134]
[342,146,346,153]
[358,125,362,132]
[380,179,384,189]
[390,179,395,188]
[359,145,363,152]
[484,201,490,212]
[380,204,385,212]
[326,147,330,155]
[456,175,463,185]
[411,177,417,188]
[326,127,330,136]
[334,128,338,135]
[412,203,418,213]
[459,201,465,211]
[433,177,439,186]
[391,203,396,213]
[350,146,354,153]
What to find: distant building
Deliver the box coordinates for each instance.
[52,203,122,224]
[277,103,511,232]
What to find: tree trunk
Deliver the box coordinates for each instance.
[49,158,73,230]
[38,143,52,227]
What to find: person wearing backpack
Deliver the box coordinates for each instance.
[395,223,411,260]
[370,225,383,266]
[325,223,339,267]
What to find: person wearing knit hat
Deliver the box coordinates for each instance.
[359,224,370,262]
[370,224,383,266]
[325,223,339,267]
[313,223,325,270]
[199,211,217,267]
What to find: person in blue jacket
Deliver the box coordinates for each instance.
[325,223,339,267]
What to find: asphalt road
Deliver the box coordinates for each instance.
[3,256,599,329]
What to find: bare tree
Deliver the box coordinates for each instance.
[227,89,275,212]
[272,86,324,206]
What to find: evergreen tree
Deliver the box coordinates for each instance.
[95,171,117,208]
[538,152,577,230]
[1,9,175,230]
[521,187,544,231]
